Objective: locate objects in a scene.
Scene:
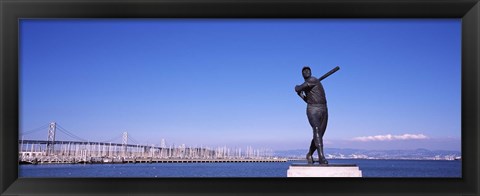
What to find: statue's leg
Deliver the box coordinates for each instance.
[306,106,318,164]
[313,127,327,165]
[306,139,316,164]
[315,107,329,165]
[308,105,328,164]
[314,130,328,165]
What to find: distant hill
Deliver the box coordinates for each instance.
[273,148,461,160]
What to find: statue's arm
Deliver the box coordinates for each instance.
[295,82,310,93]
[297,92,307,102]
[295,82,310,103]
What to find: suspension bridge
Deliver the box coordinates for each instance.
[19,122,286,164]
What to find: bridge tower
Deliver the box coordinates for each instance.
[46,122,56,156]
[122,132,128,157]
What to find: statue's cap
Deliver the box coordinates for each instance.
[302,66,311,71]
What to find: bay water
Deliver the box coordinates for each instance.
[19,159,461,178]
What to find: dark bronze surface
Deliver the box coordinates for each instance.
[295,66,339,165]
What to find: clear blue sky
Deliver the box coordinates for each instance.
[19,19,461,151]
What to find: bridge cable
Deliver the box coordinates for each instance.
[20,123,50,135]
[99,135,122,143]
[56,124,89,142]
[127,134,140,145]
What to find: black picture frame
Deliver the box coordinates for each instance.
[1,0,479,195]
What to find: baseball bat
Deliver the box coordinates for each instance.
[318,66,340,81]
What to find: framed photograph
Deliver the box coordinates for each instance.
[1,0,479,195]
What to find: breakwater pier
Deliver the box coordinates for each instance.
[20,156,286,164]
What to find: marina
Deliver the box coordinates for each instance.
[19,140,284,164]
[19,122,283,164]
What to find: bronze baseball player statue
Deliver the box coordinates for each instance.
[295,66,339,165]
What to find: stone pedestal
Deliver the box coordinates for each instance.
[287,164,362,177]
